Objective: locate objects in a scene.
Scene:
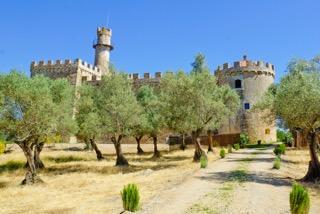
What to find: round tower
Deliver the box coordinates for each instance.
[215,55,276,143]
[93,27,113,75]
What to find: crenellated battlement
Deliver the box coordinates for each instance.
[216,56,275,77]
[31,59,101,74]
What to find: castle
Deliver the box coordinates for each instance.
[30,27,276,144]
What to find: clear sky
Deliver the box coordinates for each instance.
[0,0,319,82]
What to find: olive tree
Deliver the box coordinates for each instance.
[0,72,75,184]
[160,71,194,150]
[255,56,320,181]
[97,73,141,166]
[76,84,104,160]
[136,85,163,158]
[33,78,77,169]
[189,71,240,161]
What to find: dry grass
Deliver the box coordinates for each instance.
[280,148,320,197]
[0,144,219,214]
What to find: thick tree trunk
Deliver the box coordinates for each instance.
[18,142,43,185]
[112,136,129,166]
[302,132,320,181]
[135,136,144,154]
[34,142,45,169]
[207,130,214,153]
[152,135,161,158]
[180,134,186,150]
[90,138,104,160]
[84,139,92,151]
[192,130,206,162]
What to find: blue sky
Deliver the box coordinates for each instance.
[0,0,319,82]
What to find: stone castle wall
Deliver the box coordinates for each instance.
[30,59,102,86]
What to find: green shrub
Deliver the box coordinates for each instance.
[239,133,249,148]
[290,183,310,214]
[228,145,233,153]
[273,156,281,169]
[121,183,140,212]
[220,148,226,158]
[233,143,240,150]
[274,143,286,156]
[0,142,5,154]
[277,129,293,146]
[200,155,208,168]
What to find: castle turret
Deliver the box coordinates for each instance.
[93,27,113,75]
[215,55,276,143]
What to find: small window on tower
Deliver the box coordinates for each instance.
[265,129,270,135]
[82,76,87,82]
[244,103,250,110]
[235,79,242,88]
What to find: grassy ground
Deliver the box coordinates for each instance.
[0,144,219,214]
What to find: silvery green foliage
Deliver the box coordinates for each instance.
[97,73,142,138]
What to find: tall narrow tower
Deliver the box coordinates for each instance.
[93,27,113,75]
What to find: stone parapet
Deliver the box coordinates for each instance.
[31,59,101,77]
[215,58,275,77]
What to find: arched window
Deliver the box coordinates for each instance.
[265,128,270,135]
[235,79,242,88]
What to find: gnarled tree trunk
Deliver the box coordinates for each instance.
[180,134,186,150]
[34,142,45,169]
[18,141,43,185]
[302,132,320,181]
[111,135,128,166]
[192,130,206,162]
[152,134,160,158]
[135,136,144,154]
[207,130,214,153]
[90,138,104,160]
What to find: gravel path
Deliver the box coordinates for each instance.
[139,147,320,214]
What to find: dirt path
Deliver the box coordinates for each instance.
[139,147,320,214]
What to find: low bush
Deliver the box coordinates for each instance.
[200,155,208,168]
[228,145,233,153]
[239,133,249,148]
[274,143,286,156]
[273,156,281,170]
[220,148,226,158]
[233,143,240,150]
[121,183,140,212]
[290,183,310,214]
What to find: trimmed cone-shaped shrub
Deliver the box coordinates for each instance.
[220,148,226,158]
[273,156,281,170]
[121,183,140,212]
[233,143,240,150]
[290,183,310,214]
[228,145,233,153]
[200,155,208,168]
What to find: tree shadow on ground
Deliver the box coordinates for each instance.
[233,151,269,155]
[227,157,275,163]
[41,162,178,176]
[196,170,292,187]
[0,160,25,173]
